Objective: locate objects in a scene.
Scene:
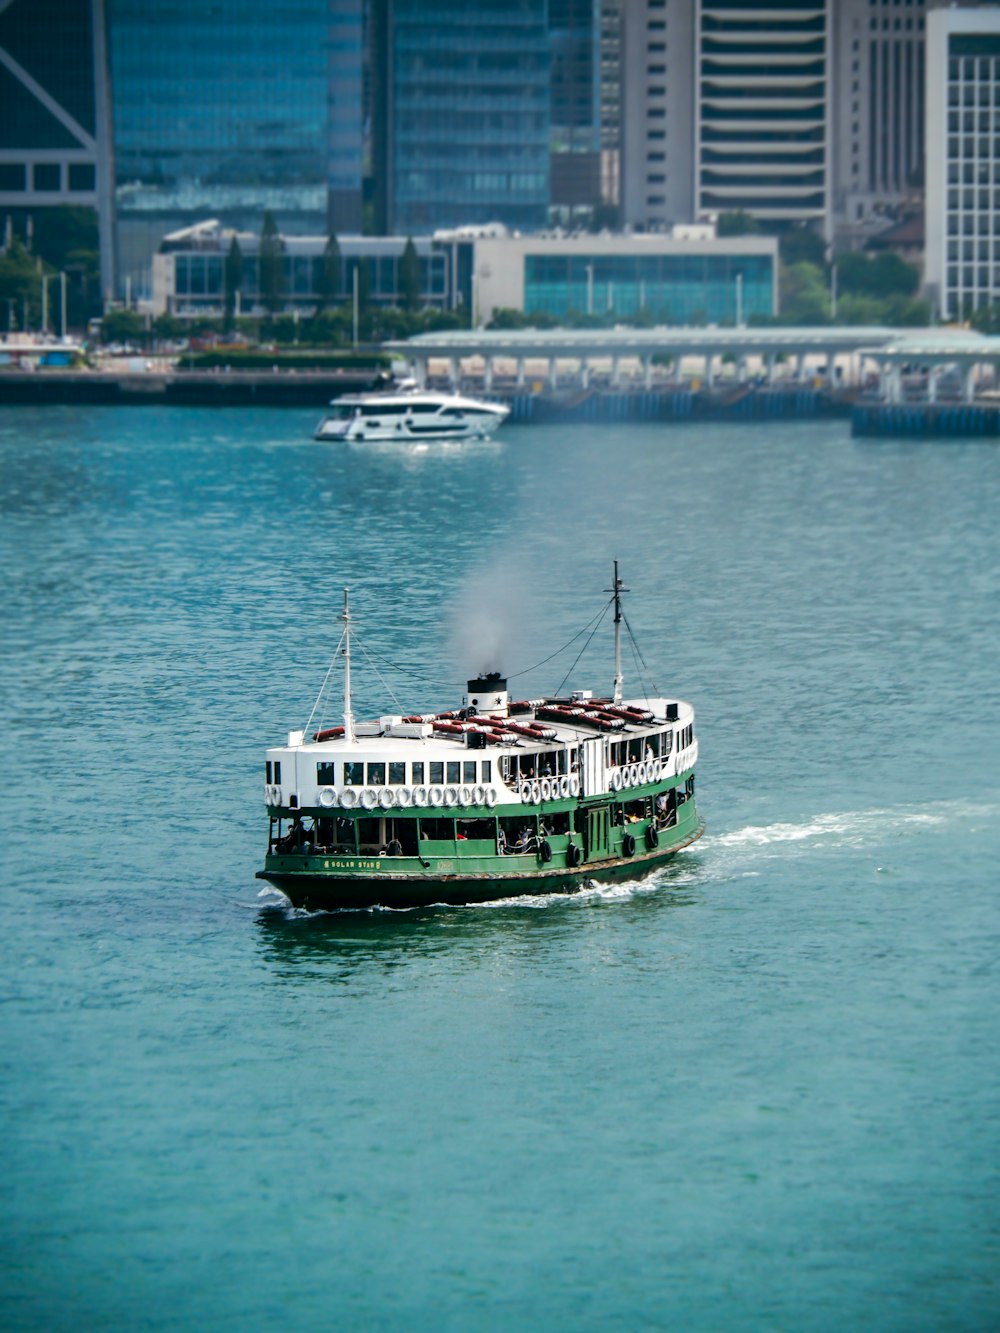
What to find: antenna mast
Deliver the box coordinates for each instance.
[609,560,628,704]
[340,587,355,743]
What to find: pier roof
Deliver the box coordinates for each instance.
[385,326,904,362]
[855,331,1000,366]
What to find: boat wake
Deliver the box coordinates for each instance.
[713,796,994,853]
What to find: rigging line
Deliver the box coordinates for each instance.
[506,599,614,681]
[339,601,616,693]
[355,633,408,715]
[348,641,464,690]
[622,610,661,697]
[553,601,613,697]
[304,626,348,737]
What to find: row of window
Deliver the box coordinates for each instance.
[947,242,1000,260]
[948,191,1000,210]
[525,256,773,284]
[173,253,448,300]
[949,57,1000,82]
[947,138,1000,159]
[947,217,1000,237]
[318,759,494,788]
[949,163,1000,184]
[0,163,96,193]
[946,268,1000,288]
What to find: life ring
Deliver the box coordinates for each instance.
[622,832,636,857]
[539,839,552,863]
[645,823,659,850]
[569,775,580,797]
[519,781,534,804]
[485,788,497,809]
[566,840,581,868]
[378,787,395,810]
[412,786,428,807]
[339,787,358,810]
[559,775,571,798]
[265,785,279,805]
[444,786,459,807]
[652,759,662,781]
[540,777,552,801]
[530,780,541,805]
[360,788,377,811]
[471,784,485,806]
[610,769,623,792]
[428,786,444,807]
[318,788,338,808]
[395,786,413,808]
[460,785,474,806]
[628,763,639,787]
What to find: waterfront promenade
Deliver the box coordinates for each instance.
[2,325,998,433]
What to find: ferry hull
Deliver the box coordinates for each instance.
[257,815,705,912]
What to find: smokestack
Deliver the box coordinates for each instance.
[465,671,508,718]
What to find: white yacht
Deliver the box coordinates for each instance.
[314,379,509,443]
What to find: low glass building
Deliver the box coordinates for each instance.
[152,224,450,317]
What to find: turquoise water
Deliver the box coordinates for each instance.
[1,407,998,1331]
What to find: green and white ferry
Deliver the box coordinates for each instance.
[257,567,703,911]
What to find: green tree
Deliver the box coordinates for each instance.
[399,237,421,312]
[99,308,147,344]
[0,238,41,330]
[780,224,826,269]
[30,206,99,269]
[717,210,760,237]
[224,236,244,333]
[316,231,341,313]
[970,302,1000,335]
[779,262,830,324]
[258,211,285,319]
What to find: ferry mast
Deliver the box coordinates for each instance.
[609,560,628,705]
[341,587,355,743]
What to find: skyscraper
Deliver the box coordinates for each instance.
[0,0,114,294]
[695,0,831,234]
[830,0,927,236]
[375,0,551,234]
[549,0,603,214]
[620,0,695,230]
[107,0,346,294]
[925,4,1000,320]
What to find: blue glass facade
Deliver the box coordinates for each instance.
[328,0,364,232]
[108,0,341,288]
[166,239,449,314]
[524,253,775,323]
[388,0,550,232]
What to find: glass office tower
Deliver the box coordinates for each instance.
[107,0,343,295]
[385,0,550,233]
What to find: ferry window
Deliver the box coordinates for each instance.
[367,763,386,785]
[357,818,381,846]
[274,761,282,784]
[412,761,425,784]
[430,761,444,784]
[481,760,492,783]
[457,818,494,840]
[344,762,363,786]
[316,762,337,786]
[463,760,477,782]
[419,817,453,841]
[266,761,272,782]
[389,762,405,785]
[447,761,461,783]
